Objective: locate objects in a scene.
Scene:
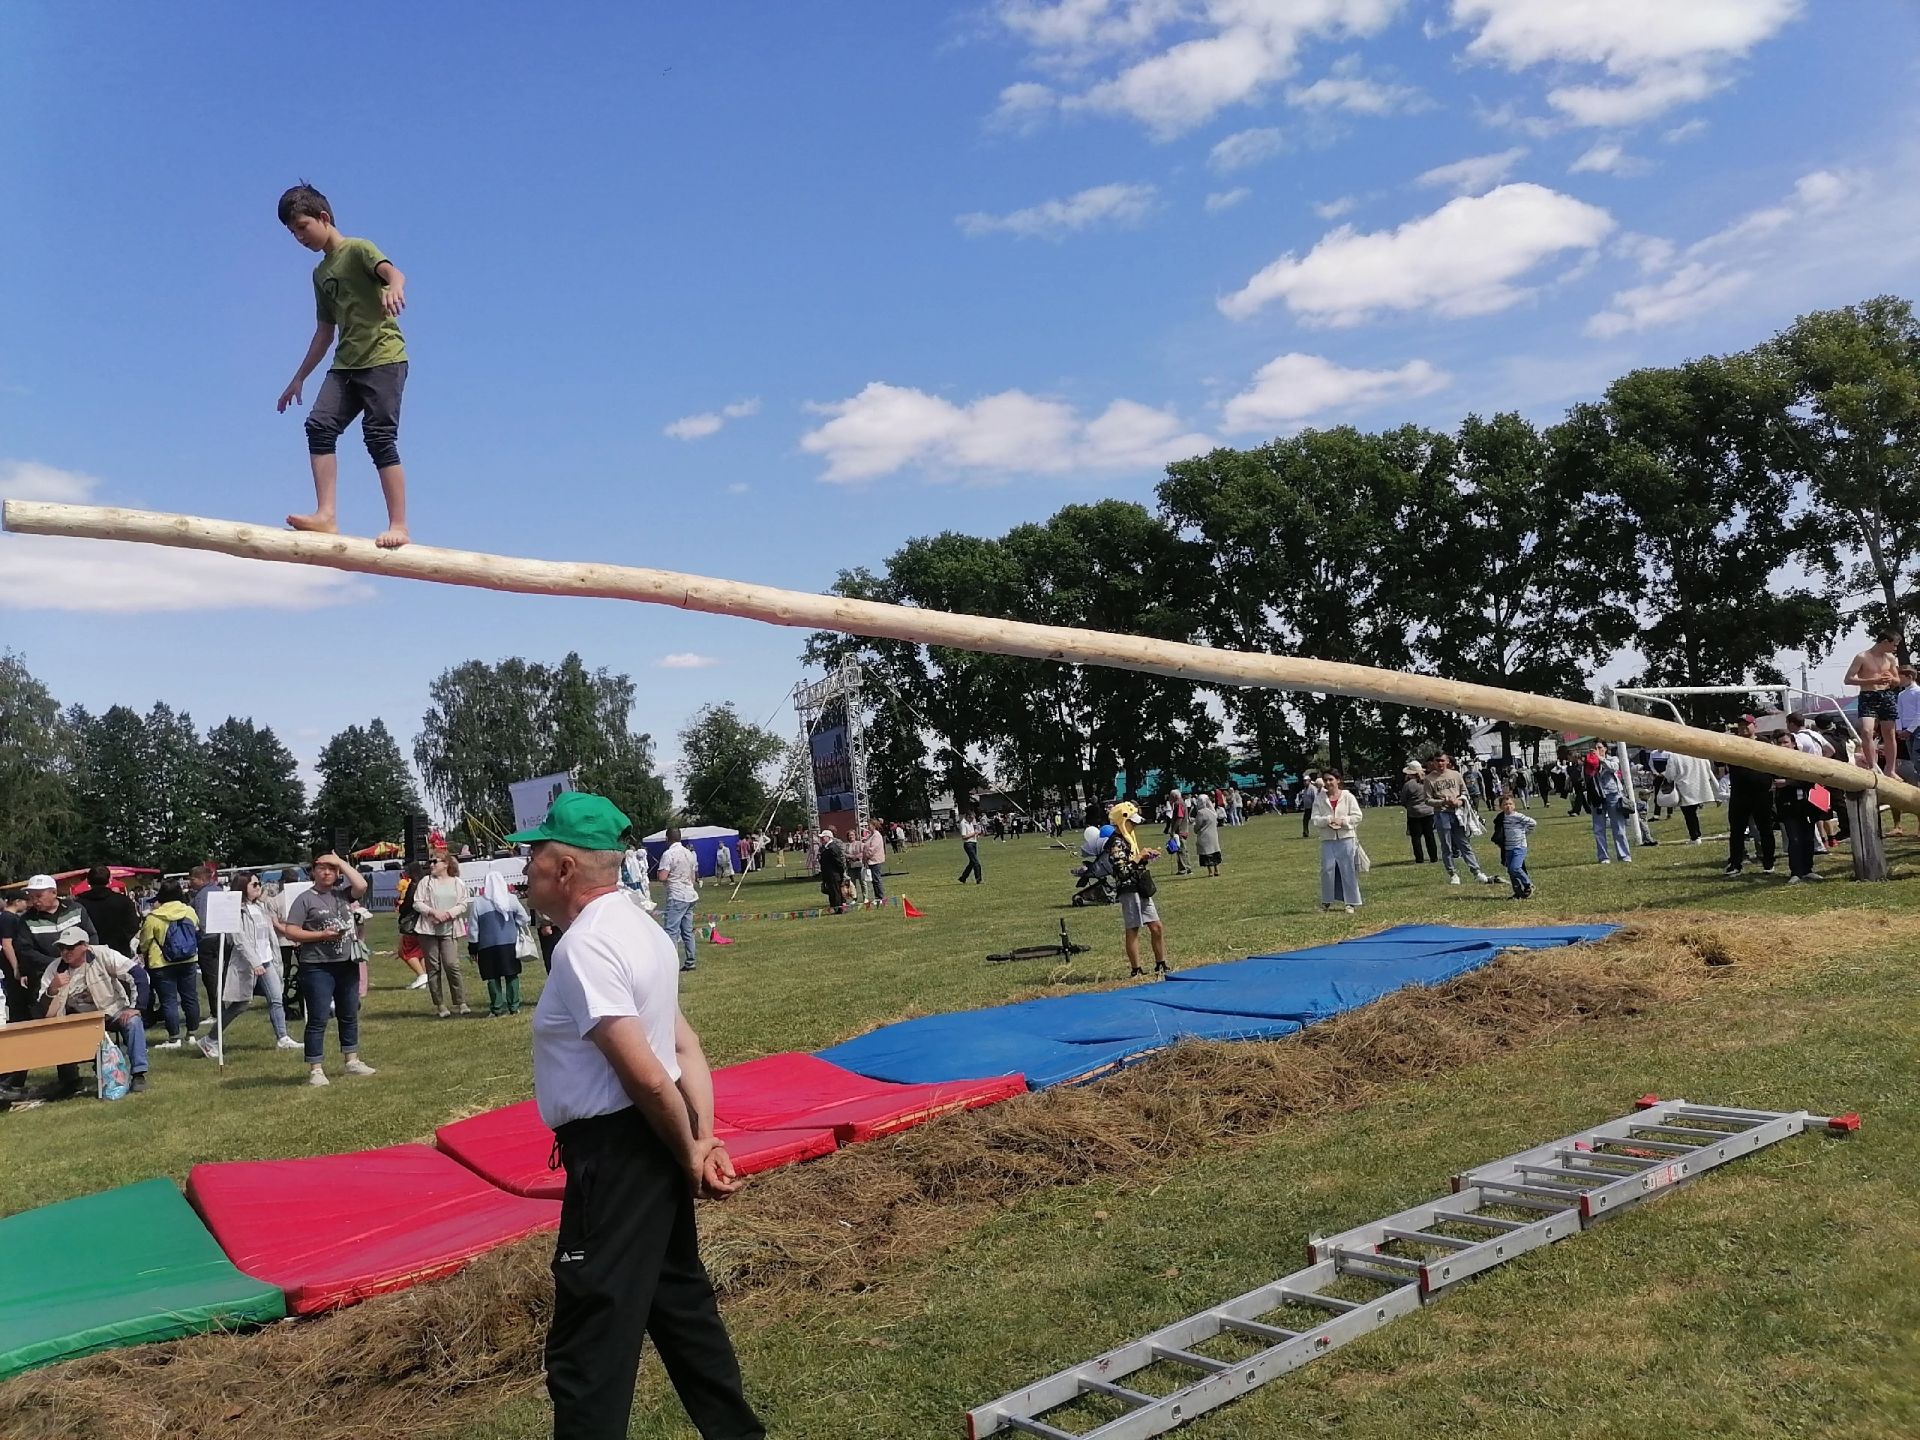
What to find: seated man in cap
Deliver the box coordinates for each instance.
[3,875,100,1099]
[38,927,150,1096]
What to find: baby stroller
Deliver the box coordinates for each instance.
[1071,864,1117,907]
[1070,831,1118,906]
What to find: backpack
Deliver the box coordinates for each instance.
[161,914,200,964]
[395,879,421,934]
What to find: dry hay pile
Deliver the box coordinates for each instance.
[0,909,1881,1440]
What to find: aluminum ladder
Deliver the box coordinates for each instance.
[965,1097,1857,1440]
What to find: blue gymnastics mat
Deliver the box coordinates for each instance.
[818,1015,1146,1090]
[819,925,1614,1090]
[1358,923,1618,948]
[1152,947,1496,1021]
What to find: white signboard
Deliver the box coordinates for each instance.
[203,889,243,935]
[509,771,574,834]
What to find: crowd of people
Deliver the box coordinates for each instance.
[1,857,388,1101]
[0,848,563,1103]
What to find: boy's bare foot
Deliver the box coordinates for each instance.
[375,525,410,549]
[287,511,338,535]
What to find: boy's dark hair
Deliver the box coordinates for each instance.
[277,182,333,226]
[87,863,112,889]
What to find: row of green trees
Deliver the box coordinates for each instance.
[806,297,1920,804]
[0,650,684,879]
[0,657,428,877]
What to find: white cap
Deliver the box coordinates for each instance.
[26,874,57,892]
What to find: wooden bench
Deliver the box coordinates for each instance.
[0,1012,106,1072]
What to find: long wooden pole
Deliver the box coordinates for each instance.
[8,499,1918,817]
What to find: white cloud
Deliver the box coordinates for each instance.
[1285,54,1423,115]
[1586,263,1750,338]
[1415,146,1527,195]
[1221,182,1614,325]
[1453,0,1803,127]
[1569,140,1646,176]
[1613,232,1676,273]
[1208,125,1286,173]
[1586,167,1862,337]
[1205,186,1251,213]
[799,381,1210,483]
[958,182,1157,238]
[724,482,750,495]
[1222,353,1449,433]
[994,0,1407,138]
[1793,169,1855,212]
[0,537,371,614]
[0,460,371,613]
[0,459,98,502]
[658,654,721,670]
[664,397,760,441]
[989,81,1059,132]
[1549,69,1721,128]
[1313,195,1359,219]
[1661,118,1709,144]
[996,0,1187,60]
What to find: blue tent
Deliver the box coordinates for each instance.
[641,826,740,879]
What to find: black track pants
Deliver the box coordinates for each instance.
[546,1108,763,1440]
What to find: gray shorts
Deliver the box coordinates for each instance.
[306,361,407,467]
[1119,891,1160,929]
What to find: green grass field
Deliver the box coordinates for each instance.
[6,803,1918,1439]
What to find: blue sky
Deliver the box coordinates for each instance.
[5,1,1919,809]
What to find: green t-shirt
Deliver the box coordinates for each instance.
[313,236,407,371]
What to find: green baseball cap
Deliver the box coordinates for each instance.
[506,791,631,850]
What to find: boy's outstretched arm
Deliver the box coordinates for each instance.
[277,322,335,411]
[374,260,406,317]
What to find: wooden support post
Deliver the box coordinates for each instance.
[1845,790,1888,881]
[6,498,1920,873]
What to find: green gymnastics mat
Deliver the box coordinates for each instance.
[0,1177,286,1380]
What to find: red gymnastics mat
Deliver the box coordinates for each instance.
[186,1144,560,1314]
[713,1052,1026,1144]
[435,1100,838,1200]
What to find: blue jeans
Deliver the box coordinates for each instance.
[151,964,202,1040]
[112,1012,148,1074]
[221,962,290,1041]
[662,897,698,966]
[958,841,982,883]
[1432,810,1485,878]
[299,960,360,1064]
[866,863,886,902]
[1501,846,1531,895]
[1592,799,1632,861]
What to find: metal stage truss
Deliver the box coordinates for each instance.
[794,662,869,839]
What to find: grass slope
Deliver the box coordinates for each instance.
[5,803,1917,1439]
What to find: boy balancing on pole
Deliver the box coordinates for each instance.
[274,182,412,548]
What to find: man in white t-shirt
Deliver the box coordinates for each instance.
[1785,712,1835,759]
[513,792,761,1440]
[655,828,700,972]
[956,813,984,884]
